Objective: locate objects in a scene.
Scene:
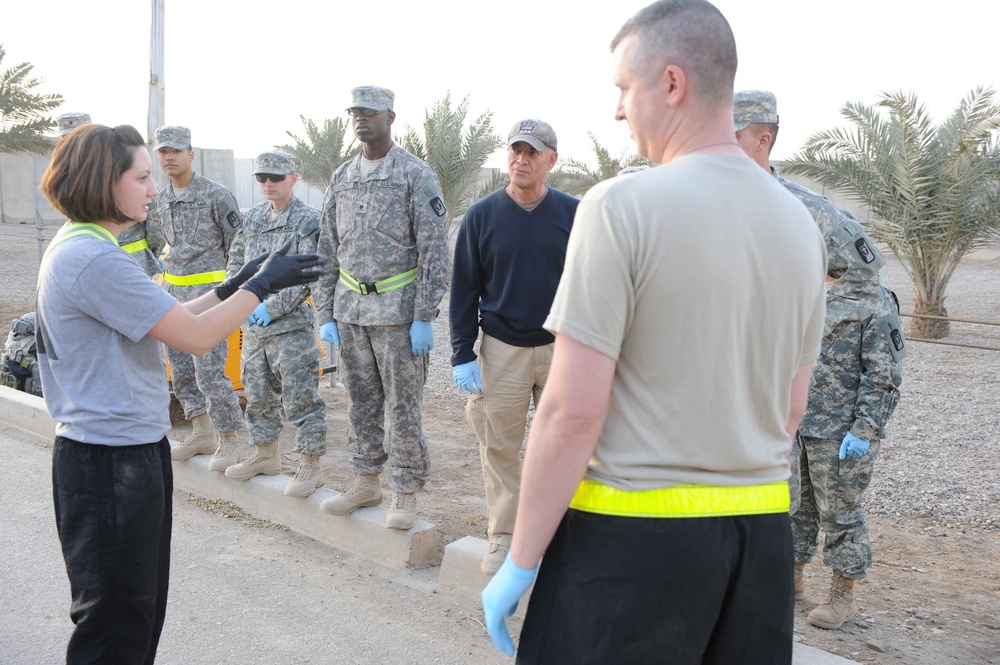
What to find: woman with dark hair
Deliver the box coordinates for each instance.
[37,123,323,664]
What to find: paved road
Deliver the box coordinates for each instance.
[0,426,511,665]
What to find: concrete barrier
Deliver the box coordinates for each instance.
[171,453,441,570]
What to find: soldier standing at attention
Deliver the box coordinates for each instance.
[735,90,906,630]
[145,126,246,469]
[222,151,329,498]
[315,86,450,530]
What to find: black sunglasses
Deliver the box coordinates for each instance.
[347,108,384,117]
[255,174,287,183]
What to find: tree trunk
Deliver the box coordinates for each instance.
[908,298,949,340]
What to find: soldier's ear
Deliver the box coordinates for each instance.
[386,110,396,126]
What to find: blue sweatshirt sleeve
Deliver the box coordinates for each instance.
[449,211,483,366]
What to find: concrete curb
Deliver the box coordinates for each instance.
[0,387,856,664]
[0,386,55,440]
[171,454,441,570]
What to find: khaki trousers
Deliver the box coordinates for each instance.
[466,335,553,540]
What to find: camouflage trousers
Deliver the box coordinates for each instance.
[339,322,429,494]
[788,434,802,515]
[166,339,242,432]
[791,435,881,579]
[241,328,327,454]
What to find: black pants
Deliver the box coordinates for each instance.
[517,509,794,665]
[52,436,172,665]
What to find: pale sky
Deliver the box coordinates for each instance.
[5,1,997,169]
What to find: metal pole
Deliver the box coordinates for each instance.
[148,0,165,159]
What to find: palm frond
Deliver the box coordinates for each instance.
[0,44,63,155]
[782,87,1000,332]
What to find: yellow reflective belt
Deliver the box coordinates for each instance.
[120,238,149,254]
[569,479,790,518]
[162,270,227,286]
[339,267,418,295]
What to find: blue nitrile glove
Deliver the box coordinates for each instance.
[409,320,434,356]
[248,303,272,326]
[155,258,164,273]
[453,361,482,394]
[839,432,871,459]
[319,322,340,348]
[482,553,539,657]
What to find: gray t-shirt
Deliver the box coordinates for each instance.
[36,225,177,445]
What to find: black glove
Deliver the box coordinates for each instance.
[214,248,275,301]
[240,244,325,302]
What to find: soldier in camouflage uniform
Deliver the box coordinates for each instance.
[314,86,450,530]
[735,90,906,629]
[145,126,245,468]
[222,151,328,497]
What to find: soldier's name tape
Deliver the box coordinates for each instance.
[162,270,227,286]
[570,478,790,518]
[339,267,417,296]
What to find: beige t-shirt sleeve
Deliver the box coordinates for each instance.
[544,194,633,360]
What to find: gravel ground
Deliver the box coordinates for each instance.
[3,222,998,533]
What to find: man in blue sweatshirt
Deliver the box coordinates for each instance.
[450,119,579,575]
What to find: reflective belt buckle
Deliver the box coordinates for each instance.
[359,282,378,296]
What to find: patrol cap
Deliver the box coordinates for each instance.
[253,150,297,176]
[507,119,557,151]
[56,112,91,137]
[733,90,779,132]
[153,125,192,151]
[348,86,394,112]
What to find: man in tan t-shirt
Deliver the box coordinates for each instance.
[480,1,827,662]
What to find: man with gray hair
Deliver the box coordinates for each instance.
[222,150,328,497]
[314,86,450,530]
[481,1,827,661]
[449,118,578,575]
[145,125,245,469]
[735,89,905,630]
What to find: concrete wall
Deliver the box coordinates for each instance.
[0,149,326,231]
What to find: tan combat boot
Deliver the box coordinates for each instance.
[208,430,240,472]
[224,441,280,481]
[386,492,417,530]
[170,413,216,460]
[807,571,857,629]
[794,562,807,601]
[482,534,512,576]
[321,474,382,516]
[284,453,324,498]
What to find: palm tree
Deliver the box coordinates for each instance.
[400,92,503,231]
[0,45,63,155]
[782,88,1000,339]
[275,115,359,191]
[546,132,649,197]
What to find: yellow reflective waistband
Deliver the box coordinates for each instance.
[162,270,227,286]
[339,267,417,295]
[119,238,149,254]
[569,479,790,518]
